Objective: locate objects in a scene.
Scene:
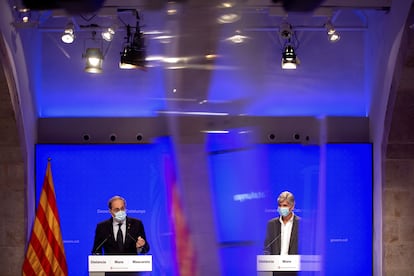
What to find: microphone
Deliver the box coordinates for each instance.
[127,223,137,242]
[93,234,111,255]
[127,232,137,242]
[127,231,144,254]
[127,223,145,253]
[263,233,281,255]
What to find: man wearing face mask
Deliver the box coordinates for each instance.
[264,191,300,257]
[92,195,150,255]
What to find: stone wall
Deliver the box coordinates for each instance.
[0,61,25,275]
[384,9,414,275]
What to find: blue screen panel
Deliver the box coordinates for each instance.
[35,144,174,276]
[208,142,372,275]
[208,144,320,244]
[35,142,372,275]
[325,144,373,275]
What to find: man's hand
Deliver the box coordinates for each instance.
[136,236,146,249]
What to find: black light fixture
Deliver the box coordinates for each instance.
[325,20,340,42]
[279,21,293,39]
[281,43,298,69]
[101,25,116,42]
[279,22,299,70]
[84,48,103,73]
[61,21,75,44]
[83,31,104,73]
[119,14,146,70]
[11,6,40,28]
[19,8,31,23]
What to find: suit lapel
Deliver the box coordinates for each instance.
[107,217,116,243]
[289,215,299,254]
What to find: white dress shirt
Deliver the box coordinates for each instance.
[113,220,126,243]
[279,212,294,255]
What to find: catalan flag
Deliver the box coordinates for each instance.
[22,161,68,276]
[164,155,198,276]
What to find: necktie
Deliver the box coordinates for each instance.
[117,223,124,251]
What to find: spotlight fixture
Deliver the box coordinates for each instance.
[13,7,34,24]
[119,15,146,70]
[218,1,236,8]
[13,6,32,24]
[166,1,180,16]
[325,20,340,42]
[279,22,299,70]
[217,13,240,24]
[83,48,103,73]
[18,8,31,23]
[279,21,293,39]
[226,30,248,44]
[82,31,104,73]
[217,1,239,24]
[101,25,116,42]
[281,44,298,69]
[61,22,75,44]
[11,7,39,28]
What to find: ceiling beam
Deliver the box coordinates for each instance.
[244,0,391,9]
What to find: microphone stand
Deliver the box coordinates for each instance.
[263,234,281,255]
[93,234,111,255]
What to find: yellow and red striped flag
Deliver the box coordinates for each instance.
[171,185,198,276]
[22,161,68,276]
[164,155,198,276]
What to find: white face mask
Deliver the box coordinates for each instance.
[114,210,126,222]
[277,206,290,217]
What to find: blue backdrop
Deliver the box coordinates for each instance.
[35,143,175,276]
[207,141,372,276]
[35,142,372,275]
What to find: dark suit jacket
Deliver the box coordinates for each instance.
[92,216,150,255]
[264,214,300,255]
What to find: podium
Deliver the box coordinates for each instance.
[88,255,152,276]
[257,255,321,272]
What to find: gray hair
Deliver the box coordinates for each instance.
[277,191,295,206]
[108,195,127,209]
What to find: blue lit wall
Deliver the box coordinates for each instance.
[324,144,373,274]
[35,144,175,276]
[208,142,372,275]
[35,142,372,275]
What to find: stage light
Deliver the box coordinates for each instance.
[226,30,248,43]
[325,20,340,42]
[21,9,30,22]
[61,22,75,44]
[217,1,240,24]
[279,21,293,39]
[82,31,104,73]
[217,13,240,24]
[101,26,115,42]
[120,46,146,69]
[279,21,299,69]
[281,45,298,70]
[10,7,39,28]
[83,48,103,73]
[119,23,146,70]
